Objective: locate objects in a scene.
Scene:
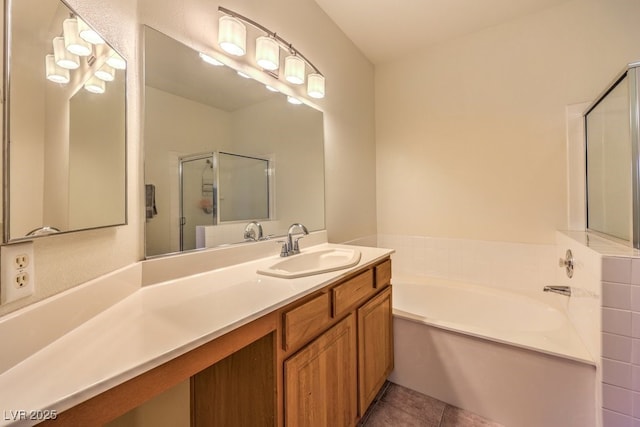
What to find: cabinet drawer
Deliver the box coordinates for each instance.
[283,292,331,351]
[375,259,392,288]
[332,270,374,318]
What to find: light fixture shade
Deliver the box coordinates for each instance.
[284,55,305,85]
[77,17,104,45]
[106,51,126,70]
[199,52,224,66]
[236,70,251,79]
[256,36,279,70]
[63,18,92,56]
[84,75,106,94]
[307,73,325,99]
[53,37,79,69]
[218,15,246,56]
[45,54,70,84]
[95,64,115,81]
[265,84,279,92]
[287,96,303,105]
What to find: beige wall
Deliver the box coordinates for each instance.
[0,0,376,315]
[376,0,640,244]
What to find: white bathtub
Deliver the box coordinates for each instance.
[389,275,597,427]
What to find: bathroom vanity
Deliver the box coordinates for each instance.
[0,245,392,427]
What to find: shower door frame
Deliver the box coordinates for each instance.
[584,62,640,248]
[178,153,217,252]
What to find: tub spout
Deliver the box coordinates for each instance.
[543,285,571,296]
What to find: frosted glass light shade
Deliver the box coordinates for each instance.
[53,37,79,69]
[307,73,325,99]
[84,75,105,94]
[77,17,104,45]
[199,52,224,66]
[63,18,92,56]
[95,64,115,81]
[256,36,279,70]
[218,16,246,56]
[106,52,126,70]
[284,55,305,85]
[287,96,302,105]
[45,55,69,84]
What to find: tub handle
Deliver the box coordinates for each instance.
[558,249,574,278]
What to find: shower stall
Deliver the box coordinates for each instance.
[178,151,271,251]
[585,62,640,248]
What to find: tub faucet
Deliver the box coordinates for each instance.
[281,223,309,256]
[243,221,263,241]
[543,285,572,296]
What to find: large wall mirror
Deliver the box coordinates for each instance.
[144,26,325,258]
[4,0,127,242]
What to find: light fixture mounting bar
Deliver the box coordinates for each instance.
[218,6,323,76]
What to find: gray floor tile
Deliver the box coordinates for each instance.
[440,405,504,427]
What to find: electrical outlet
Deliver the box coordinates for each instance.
[1,242,35,304]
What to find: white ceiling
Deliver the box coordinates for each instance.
[314,0,572,64]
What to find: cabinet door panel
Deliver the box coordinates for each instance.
[357,286,393,414]
[284,314,357,427]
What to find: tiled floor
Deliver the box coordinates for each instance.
[360,382,504,427]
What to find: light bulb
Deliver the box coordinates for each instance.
[84,75,106,94]
[218,15,246,56]
[307,73,325,99]
[284,55,305,85]
[106,52,126,70]
[45,55,70,84]
[256,36,279,70]
[63,18,92,56]
[77,17,104,45]
[53,37,79,69]
[95,64,115,82]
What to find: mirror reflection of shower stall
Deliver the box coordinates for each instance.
[179,154,216,252]
[178,152,272,251]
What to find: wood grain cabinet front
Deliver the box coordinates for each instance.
[284,315,358,427]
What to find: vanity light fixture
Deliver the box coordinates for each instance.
[307,73,325,99]
[218,15,246,56]
[106,52,126,70]
[53,36,79,69]
[256,36,279,71]
[284,54,305,85]
[63,18,92,56]
[45,54,70,84]
[199,52,224,66]
[95,64,115,82]
[84,75,106,94]
[217,7,326,99]
[77,17,105,45]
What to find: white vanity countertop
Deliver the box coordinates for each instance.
[0,243,392,426]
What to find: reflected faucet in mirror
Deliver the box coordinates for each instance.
[243,221,264,242]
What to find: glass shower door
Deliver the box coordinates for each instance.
[179,154,216,251]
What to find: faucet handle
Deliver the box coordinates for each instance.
[275,240,289,257]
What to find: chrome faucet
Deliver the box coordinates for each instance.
[280,223,309,257]
[543,285,572,296]
[243,221,264,242]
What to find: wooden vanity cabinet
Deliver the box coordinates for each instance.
[279,257,393,427]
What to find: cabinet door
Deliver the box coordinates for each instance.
[284,314,357,427]
[357,286,393,414]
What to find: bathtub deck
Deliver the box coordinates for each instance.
[360,382,503,427]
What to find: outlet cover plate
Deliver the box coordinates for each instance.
[1,242,35,304]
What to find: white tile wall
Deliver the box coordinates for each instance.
[602,256,640,426]
[377,234,556,293]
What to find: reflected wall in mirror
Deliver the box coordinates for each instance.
[144,26,325,258]
[5,0,126,241]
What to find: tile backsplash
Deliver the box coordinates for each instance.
[375,234,557,293]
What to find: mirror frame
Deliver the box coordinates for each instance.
[2,0,128,243]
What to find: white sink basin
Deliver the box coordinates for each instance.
[257,248,362,279]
